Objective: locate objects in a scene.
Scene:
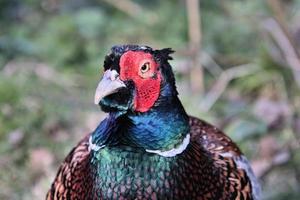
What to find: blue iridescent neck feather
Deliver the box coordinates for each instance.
[91,81,190,151]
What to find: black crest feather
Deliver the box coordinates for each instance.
[153,48,175,63]
[103,45,175,76]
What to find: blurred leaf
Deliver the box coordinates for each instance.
[225,118,267,142]
[74,8,106,39]
[0,75,20,105]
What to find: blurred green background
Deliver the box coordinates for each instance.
[0,0,300,199]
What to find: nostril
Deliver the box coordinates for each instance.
[110,70,119,81]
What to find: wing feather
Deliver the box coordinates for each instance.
[46,135,92,200]
[189,116,261,200]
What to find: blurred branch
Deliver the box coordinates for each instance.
[2,61,74,87]
[252,149,291,179]
[41,0,59,12]
[186,0,204,93]
[266,0,297,53]
[201,51,223,78]
[186,0,201,49]
[252,132,300,179]
[101,0,143,19]
[173,51,223,78]
[265,0,300,87]
[199,64,260,112]
[101,0,158,24]
[263,18,300,87]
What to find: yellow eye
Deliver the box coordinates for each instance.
[140,62,150,73]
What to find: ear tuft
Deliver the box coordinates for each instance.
[153,48,175,62]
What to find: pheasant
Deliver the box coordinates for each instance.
[46,45,260,200]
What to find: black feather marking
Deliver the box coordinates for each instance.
[153,48,175,62]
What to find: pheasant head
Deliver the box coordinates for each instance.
[94,45,176,114]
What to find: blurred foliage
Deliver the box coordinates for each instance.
[1,0,300,199]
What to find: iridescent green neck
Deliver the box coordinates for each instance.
[124,96,189,150]
[91,84,190,151]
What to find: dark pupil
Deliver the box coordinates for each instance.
[141,64,148,71]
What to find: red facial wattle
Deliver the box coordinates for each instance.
[119,51,161,112]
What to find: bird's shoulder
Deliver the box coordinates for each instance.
[188,115,241,156]
[188,116,260,200]
[46,134,92,200]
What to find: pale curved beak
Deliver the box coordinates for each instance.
[94,69,126,105]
